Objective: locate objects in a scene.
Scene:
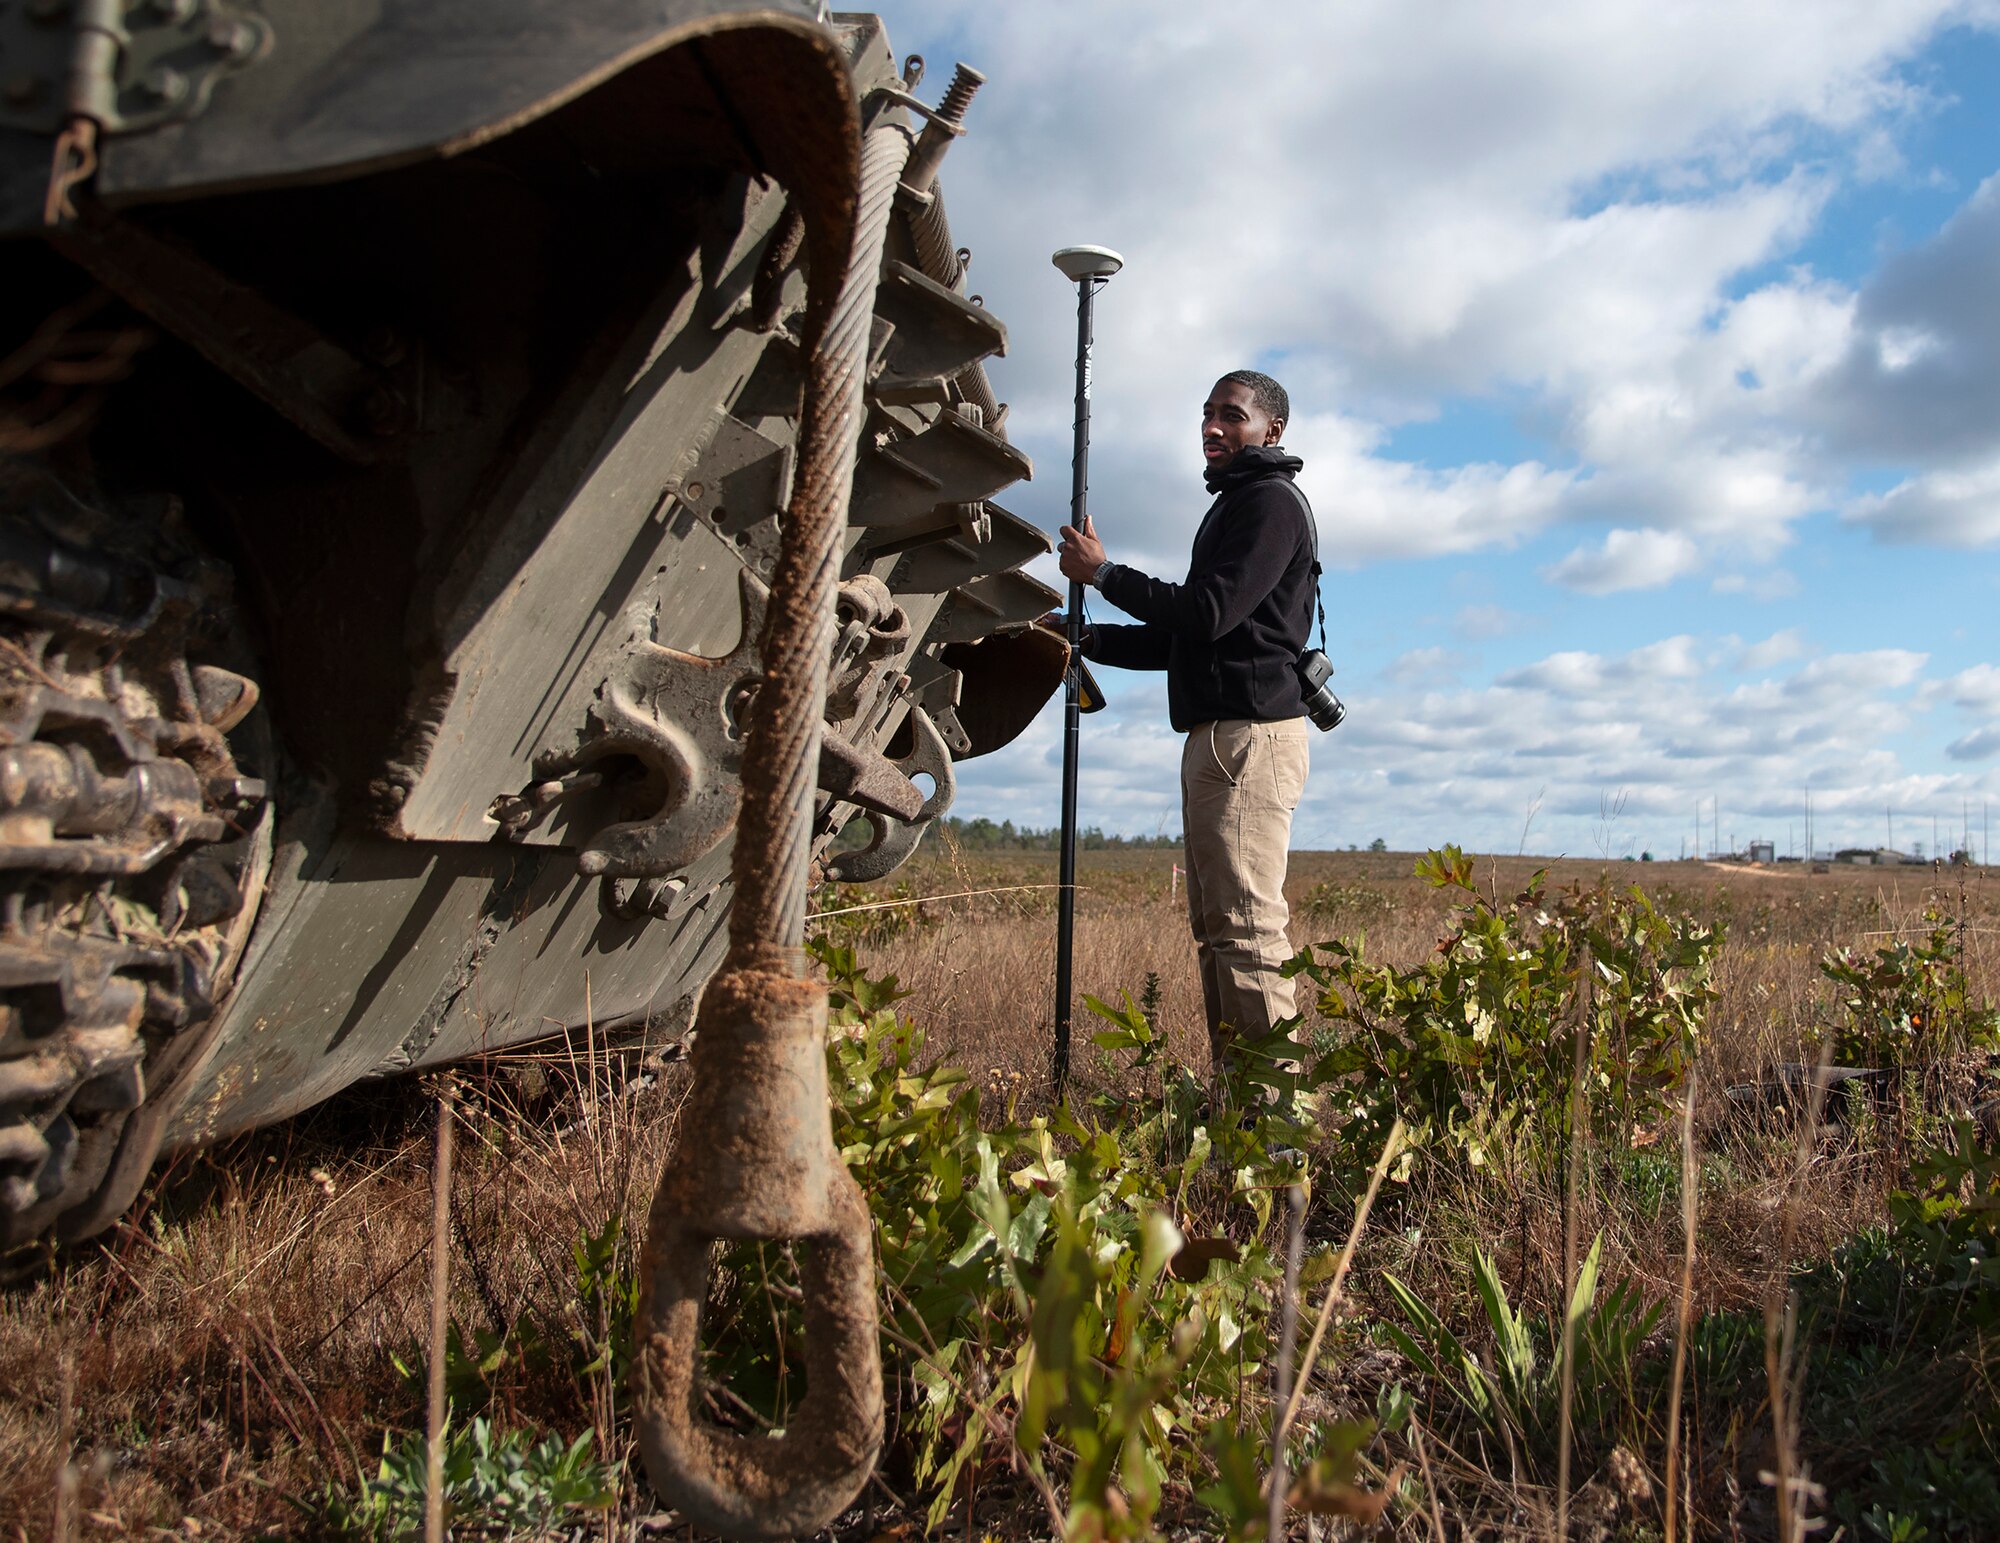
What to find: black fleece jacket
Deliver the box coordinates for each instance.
[1084,445,1317,732]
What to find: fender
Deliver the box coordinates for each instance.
[2,2,840,234]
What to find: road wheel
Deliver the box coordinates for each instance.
[0,458,272,1260]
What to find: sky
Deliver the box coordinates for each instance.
[872,0,2000,861]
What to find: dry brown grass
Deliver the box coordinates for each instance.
[869,843,1995,1122]
[2,846,1994,1539]
[0,1040,693,1540]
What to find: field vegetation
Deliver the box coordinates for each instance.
[3,841,1996,1541]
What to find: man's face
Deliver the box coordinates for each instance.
[1202,380,1284,472]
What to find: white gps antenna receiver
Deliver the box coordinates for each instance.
[1051,245,1125,282]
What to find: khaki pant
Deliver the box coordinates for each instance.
[1180,717,1310,1082]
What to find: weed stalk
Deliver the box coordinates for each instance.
[1663,1071,1698,1543]
[1268,1182,1306,1542]
[1555,952,1594,1539]
[1278,1117,1406,1438]
[1764,1041,1833,1542]
[52,1346,76,1543]
[425,1075,457,1543]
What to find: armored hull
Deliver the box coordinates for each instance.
[0,2,1058,1250]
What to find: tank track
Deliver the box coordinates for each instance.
[0,459,270,1255]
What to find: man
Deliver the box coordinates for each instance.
[1056,369,1316,1093]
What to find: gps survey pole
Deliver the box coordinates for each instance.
[1049,245,1123,1098]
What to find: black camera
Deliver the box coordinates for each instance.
[1295,648,1346,732]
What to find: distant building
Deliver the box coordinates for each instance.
[1749,840,1775,864]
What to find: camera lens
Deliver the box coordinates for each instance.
[1302,680,1346,732]
[1295,648,1346,732]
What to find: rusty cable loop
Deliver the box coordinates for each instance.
[44,119,98,228]
[632,118,915,1542]
[0,290,154,452]
[733,120,911,956]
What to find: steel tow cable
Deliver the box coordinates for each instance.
[631,116,915,1542]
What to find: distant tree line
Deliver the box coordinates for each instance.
[941,816,1182,851]
[930,819,1407,853]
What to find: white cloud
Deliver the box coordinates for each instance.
[1948,726,2000,761]
[1712,568,1801,601]
[1454,604,1537,640]
[1844,458,2000,546]
[1287,632,1975,855]
[1498,636,1703,694]
[956,625,1992,857]
[1877,326,1941,371]
[869,1,2000,857]
[1629,637,1708,679]
[1949,663,2000,712]
[1294,413,1577,563]
[1810,171,2000,465]
[876,0,1998,574]
[1384,647,1472,686]
[1544,528,1704,592]
[1736,627,1811,671]
[1497,652,1605,694]
[1783,649,1929,701]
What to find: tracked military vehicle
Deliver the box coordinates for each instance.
[0,1,1061,1252]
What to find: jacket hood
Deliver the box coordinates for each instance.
[1205,443,1305,495]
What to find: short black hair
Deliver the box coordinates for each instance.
[1216,369,1289,430]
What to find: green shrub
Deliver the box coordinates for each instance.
[1885,1119,2000,1312]
[386,1211,637,1421]
[1794,1212,2000,1539]
[1820,912,2000,1072]
[304,1418,617,1540]
[1291,846,1719,1176]
[688,939,1355,1537]
[1379,1233,1660,1462]
[1297,880,1392,926]
[809,876,931,946]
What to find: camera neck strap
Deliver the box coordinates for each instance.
[1275,478,1326,653]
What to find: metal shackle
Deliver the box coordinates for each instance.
[633,953,883,1540]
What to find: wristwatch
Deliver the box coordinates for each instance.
[1091,559,1116,589]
